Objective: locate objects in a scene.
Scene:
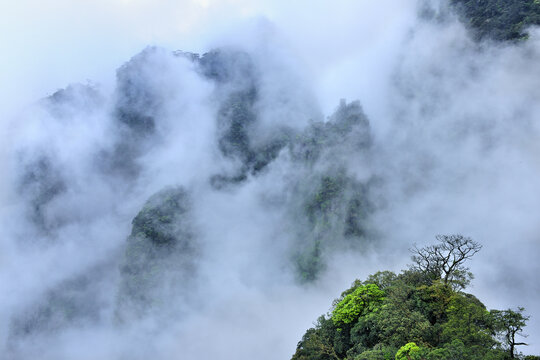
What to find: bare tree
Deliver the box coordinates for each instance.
[410,234,482,289]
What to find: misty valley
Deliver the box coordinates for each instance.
[1,0,540,359]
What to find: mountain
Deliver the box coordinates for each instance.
[2,0,540,359]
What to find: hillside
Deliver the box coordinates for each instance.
[2,0,540,359]
[291,236,538,360]
[451,0,540,40]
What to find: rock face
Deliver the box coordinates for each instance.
[99,47,170,179]
[44,83,104,118]
[285,100,373,282]
[17,45,375,284]
[8,46,376,351]
[8,260,114,349]
[194,49,296,187]
[18,156,66,232]
[116,187,198,321]
[113,48,375,283]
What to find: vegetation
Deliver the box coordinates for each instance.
[116,187,197,320]
[19,156,66,231]
[332,284,385,326]
[291,100,370,164]
[293,170,370,282]
[451,0,540,41]
[491,308,530,359]
[395,343,422,360]
[291,235,537,360]
[290,100,372,282]
[201,49,295,187]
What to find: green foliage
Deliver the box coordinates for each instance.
[293,169,370,282]
[376,303,431,348]
[424,347,450,360]
[395,343,421,360]
[285,99,373,283]
[117,187,196,320]
[291,327,340,360]
[416,281,454,326]
[305,175,347,225]
[349,312,383,350]
[332,284,385,325]
[437,339,466,359]
[441,293,494,347]
[295,240,325,283]
[355,349,386,360]
[291,237,539,360]
[491,307,530,358]
[451,0,540,41]
[354,344,395,360]
[364,272,398,291]
[131,188,190,245]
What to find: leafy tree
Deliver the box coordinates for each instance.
[374,282,431,348]
[416,281,454,326]
[365,271,398,291]
[376,305,431,349]
[491,307,530,358]
[291,238,539,360]
[436,339,466,359]
[332,284,385,325]
[354,344,395,360]
[441,293,494,347]
[395,342,422,360]
[349,312,382,351]
[410,234,481,290]
[355,349,386,360]
[291,327,340,360]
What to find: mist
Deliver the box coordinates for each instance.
[1,0,539,358]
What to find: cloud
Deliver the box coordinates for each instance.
[1,0,540,358]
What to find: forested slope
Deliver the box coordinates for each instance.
[291,236,538,360]
[451,0,540,40]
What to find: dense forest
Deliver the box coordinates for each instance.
[291,236,538,360]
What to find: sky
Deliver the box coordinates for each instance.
[1,0,540,358]
[0,0,416,119]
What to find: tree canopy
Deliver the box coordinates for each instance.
[291,235,537,360]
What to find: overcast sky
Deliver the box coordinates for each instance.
[0,0,416,118]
